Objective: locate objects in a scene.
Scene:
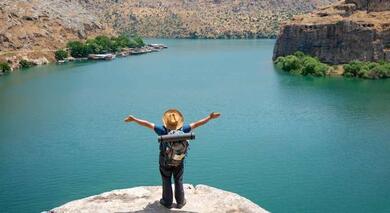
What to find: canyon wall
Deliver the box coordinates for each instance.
[273,0,390,64]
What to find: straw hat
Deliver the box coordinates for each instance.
[162,109,184,130]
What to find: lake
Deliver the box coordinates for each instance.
[0,39,389,213]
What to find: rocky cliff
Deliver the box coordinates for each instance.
[346,0,390,12]
[0,0,114,65]
[48,184,269,213]
[273,0,390,64]
[0,0,114,52]
[0,0,336,67]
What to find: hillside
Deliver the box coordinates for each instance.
[90,0,336,39]
[0,0,114,53]
[273,0,390,64]
[0,0,335,69]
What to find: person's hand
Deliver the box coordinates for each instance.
[124,115,135,122]
[209,112,221,119]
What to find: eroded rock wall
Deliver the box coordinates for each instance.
[274,21,389,64]
[346,0,390,12]
[273,0,390,64]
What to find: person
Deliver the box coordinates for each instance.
[124,109,221,209]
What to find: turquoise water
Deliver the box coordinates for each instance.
[0,39,390,213]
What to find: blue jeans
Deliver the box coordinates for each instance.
[159,163,185,205]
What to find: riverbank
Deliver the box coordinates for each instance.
[47,184,268,213]
[0,43,167,75]
[57,44,167,64]
[274,52,390,79]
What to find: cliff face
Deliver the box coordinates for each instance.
[0,0,337,66]
[48,184,269,213]
[346,0,390,12]
[273,0,390,64]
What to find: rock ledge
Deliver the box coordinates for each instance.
[48,184,268,213]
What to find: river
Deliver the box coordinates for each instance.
[0,39,389,213]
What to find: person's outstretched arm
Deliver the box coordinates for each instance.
[124,115,155,130]
[190,112,221,130]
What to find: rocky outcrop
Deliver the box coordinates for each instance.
[48,184,268,213]
[0,0,114,63]
[273,0,390,64]
[346,0,390,12]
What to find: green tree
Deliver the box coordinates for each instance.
[19,59,35,69]
[275,52,329,76]
[282,55,301,72]
[67,41,89,58]
[0,62,11,73]
[55,49,68,61]
[94,35,114,53]
[127,39,138,48]
[133,36,145,47]
[113,35,131,49]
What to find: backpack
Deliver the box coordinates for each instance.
[161,129,189,167]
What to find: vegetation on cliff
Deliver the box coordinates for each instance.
[55,50,68,61]
[344,61,390,79]
[275,52,390,79]
[0,62,11,74]
[66,35,145,58]
[275,52,329,77]
[19,60,35,69]
[273,0,390,64]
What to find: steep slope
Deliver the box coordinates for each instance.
[88,0,336,39]
[0,0,336,66]
[0,0,114,61]
[273,0,390,64]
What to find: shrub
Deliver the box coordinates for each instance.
[282,55,301,71]
[0,62,11,73]
[133,36,145,47]
[113,35,131,48]
[94,35,114,53]
[313,63,328,77]
[343,60,390,79]
[127,39,138,48]
[294,51,305,58]
[19,59,35,69]
[85,40,104,54]
[301,57,318,75]
[274,52,329,76]
[66,35,146,57]
[67,41,90,58]
[55,49,68,61]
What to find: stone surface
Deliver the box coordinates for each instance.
[346,0,390,12]
[49,184,268,213]
[273,0,390,64]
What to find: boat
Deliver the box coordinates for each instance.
[88,54,116,60]
[148,44,168,49]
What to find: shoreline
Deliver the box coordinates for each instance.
[274,52,390,80]
[0,44,167,75]
[57,44,167,64]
